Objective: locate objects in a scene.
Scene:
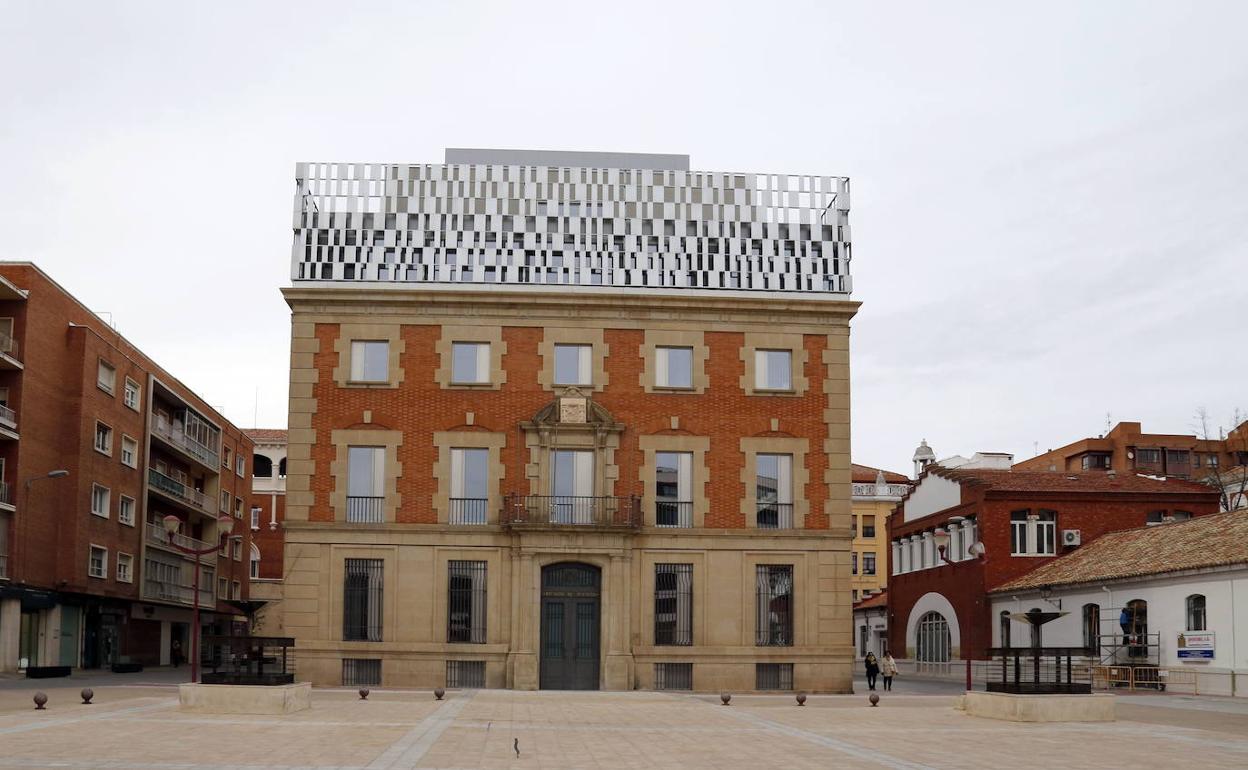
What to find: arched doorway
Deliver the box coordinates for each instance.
[915,611,951,663]
[540,563,601,690]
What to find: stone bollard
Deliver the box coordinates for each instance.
[33,692,48,710]
[359,688,369,700]
[720,692,731,706]
[796,692,807,706]
[81,688,94,705]
[869,693,880,707]
[434,688,445,700]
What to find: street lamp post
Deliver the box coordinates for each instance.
[161,513,235,683]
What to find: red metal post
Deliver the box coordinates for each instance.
[191,555,201,683]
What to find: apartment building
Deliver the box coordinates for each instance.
[850,464,909,601]
[0,264,254,673]
[248,429,287,634]
[282,149,857,692]
[1015,420,1248,481]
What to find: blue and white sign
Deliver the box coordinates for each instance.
[1177,632,1214,659]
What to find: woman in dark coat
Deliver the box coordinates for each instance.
[864,652,880,691]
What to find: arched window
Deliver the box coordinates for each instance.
[253,454,273,478]
[1000,611,1012,648]
[1186,595,1206,631]
[1082,603,1100,655]
[278,457,287,478]
[915,611,951,663]
[250,543,261,579]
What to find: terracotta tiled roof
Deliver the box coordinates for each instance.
[927,467,1216,495]
[851,464,910,484]
[853,591,888,610]
[993,509,1248,592]
[245,428,288,442]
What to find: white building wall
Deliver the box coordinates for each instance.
[902,475,961,522]
[990,568,1248,692]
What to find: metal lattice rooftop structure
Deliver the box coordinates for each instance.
[291,149,852,297]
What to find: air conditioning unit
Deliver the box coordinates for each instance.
[1062,529,1082,547]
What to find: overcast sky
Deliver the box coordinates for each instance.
[3,1,1246,474]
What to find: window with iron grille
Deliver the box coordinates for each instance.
[654,563,693,645]
[342,658,381,686]
[343,559,383,641]
[448,560,487,643]
[755,565,793,646]
[756,663,793,690]
[863,553,876,575]
[654,662,693,690]
[446,659,485,688]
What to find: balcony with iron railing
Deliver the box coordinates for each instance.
[757,502,794,529]
[656,500,693,528]
[449,497,488,525]
[503,494,641,528]
[145,521,217,564]
[151,414,220,469]
[346,496,385,523]
[148,469,214,515]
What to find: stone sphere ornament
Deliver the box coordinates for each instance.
[869,693,880,707]
[33,692,48,710]
[80,688,94,705]
[358,688,370,700]
[796,692,807,706]
[434,688,445,700]
[720,692,731,705]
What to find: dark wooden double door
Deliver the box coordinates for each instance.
[539,563,600,690]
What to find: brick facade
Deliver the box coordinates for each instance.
[0,263,253,672]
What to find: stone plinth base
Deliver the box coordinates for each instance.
[178,682,311,715]
[959,691,1115,722]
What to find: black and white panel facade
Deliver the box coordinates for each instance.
[291,149,852,296]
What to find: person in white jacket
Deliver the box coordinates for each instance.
[880,652,899,691]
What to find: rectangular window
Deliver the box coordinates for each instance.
[234,496,243,519]
[118,495,135,526]
[232,581,241,600]
[88,545,107,578]
[655,451,693,527]
[91,484,110,518]
[231,539,242,561]
[342,659,381,687]
[116,552,133,583]
[218,577,228,599]
[1135,448,1161,465]
[1011,510,1056,555]
[863,553,877,575]
[754,349,792,390]
[862,516,876,538]
[654,662,693,690]
[94,421,113,455]
[755,663,794,690]
[236,455,245,477]
[349,340,389,383]
[343,558,384,641]
[250,506,260,530]
[755,565,794,646]
[1081,453,1111,470]
[446,660,485,688]
[97,360,116,394]
[655,346,693,389]
[120,435,138,468]
[220,490,230,513]
[852,552,859,574]
[448,560,487,644]
[655,563,693,645]
[451,342,490,384]
[123,377,141,410]
[756,454,793,529]
[450,448,489,524]
[223,446,231,469]
[553,343,591,385]
[346,446,385,522]
[551,449,594,523]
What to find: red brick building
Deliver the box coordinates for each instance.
[246,429,286,634]
[885,467,1218,663]
[0,263,254,672]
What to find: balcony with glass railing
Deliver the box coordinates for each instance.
[0,481,12,509]
[151,413,219,469]
[0,331,19,368]
[0,403,16,434]
[148,469,213,514]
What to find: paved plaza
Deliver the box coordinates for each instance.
[0,673,1246,769]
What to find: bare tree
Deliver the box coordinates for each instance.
[1194,407,1248,511]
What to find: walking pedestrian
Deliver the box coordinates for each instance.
[880,651,898,691]
[864,652,880,691]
